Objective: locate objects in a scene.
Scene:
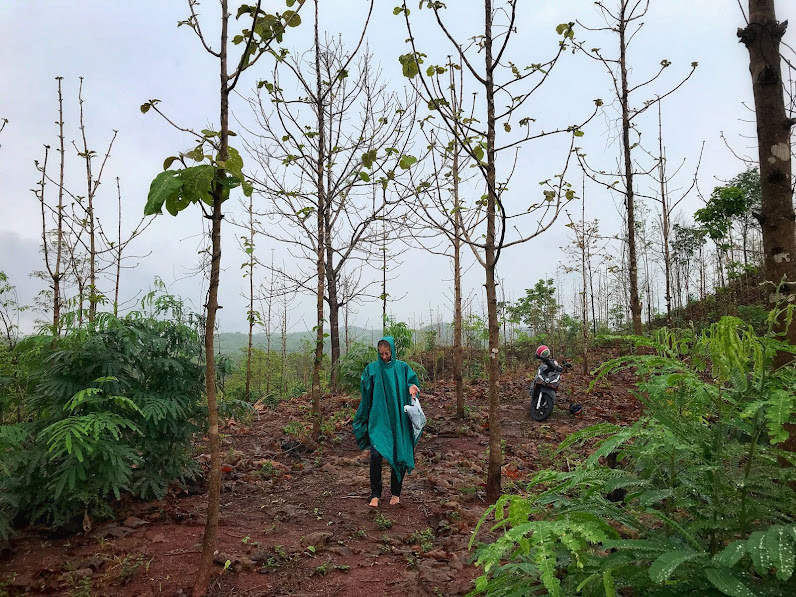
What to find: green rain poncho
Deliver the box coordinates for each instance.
[353,336,420,482]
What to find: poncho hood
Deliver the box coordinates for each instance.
[353,335,420,483]
[379,335,397,364]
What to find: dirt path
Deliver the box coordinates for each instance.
[0,363,640,596]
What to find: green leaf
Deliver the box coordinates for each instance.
[184,147,204,162]
[180,165,215,207]
[713,540,747,568]
[165,191,190,216]
[359,171,371,182]
[163,156,179,170]
[283,10,301,27]
[145,170,182,216]
[399,154,417,170]
[648,550,700,583]
[705,568,758,597]
[765,525,794,580]
[361,149,378,169]
[574,129,585,137]
[747,530,771,575]
[222,147,252,197]
[639,489,673,506]
[602,569,616,597]
[473,145,484,162]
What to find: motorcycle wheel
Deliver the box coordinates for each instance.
[530,391,554,422]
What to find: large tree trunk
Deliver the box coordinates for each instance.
[193,3,228,594]
[619,2,643,335]
[484,0,502,504]
[739,1,796,454]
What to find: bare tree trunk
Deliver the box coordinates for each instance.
[619,4,643,335]
[326,234,340,392]
[193,2,228,593]
[581,181,589,375]
[483,0,502,504]
[265,249,275,397]
[54,78,66,337]
[657,105,673,325]
[245,194,255,403]
[281,268,289,398]
[114,178,122,316]
[382,216,388,333]
[310,0,326,441]
[452,144,465,420]
[739,1,796,458]
[77,79,98,322]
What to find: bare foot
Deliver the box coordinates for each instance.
[368,497,379,508]
[389,496,400,506]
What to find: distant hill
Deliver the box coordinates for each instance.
[216,326,383,361]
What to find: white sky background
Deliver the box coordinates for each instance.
[1,0,795,336]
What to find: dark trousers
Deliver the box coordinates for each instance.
[370,448,401,498]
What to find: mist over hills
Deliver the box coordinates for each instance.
[216,321,457,362]
[216,326,384,361]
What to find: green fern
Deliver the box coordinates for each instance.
[471,314,796,596]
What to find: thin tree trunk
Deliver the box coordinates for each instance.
[77,79,97,322]
[54,78,66,337]
[326,232,340,392]
[193,2,228,593]
[245,194,255,403]
[114,178,122,316]
[310,0,326,441]
[382,215,388,333]
[483,0,502,504]
[453,143,465,420]
[657,104,673,325]
[619,3,643,335]
[581,180,589,375]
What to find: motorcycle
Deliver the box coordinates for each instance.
[529,345,572,422]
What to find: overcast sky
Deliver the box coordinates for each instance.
[2,0,795,336]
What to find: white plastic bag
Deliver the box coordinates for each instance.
[403,394,426,441]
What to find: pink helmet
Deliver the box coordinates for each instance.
[536,345,551,359]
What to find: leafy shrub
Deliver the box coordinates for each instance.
[471,314,796,596]
[336,342,377,393]
[384,317,414,357]
[0,297,204,530]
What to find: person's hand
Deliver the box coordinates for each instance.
[409,384,419,397]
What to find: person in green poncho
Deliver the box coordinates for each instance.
[353,336,420,507]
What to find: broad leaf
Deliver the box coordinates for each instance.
[747,530,771,575]
[713,540,747,568]
[705,568,758,597]
[179,165,215,207]
[145,170,182,216]
[648,550,700,583]
[765,524,795,580]
[220,147,252,197]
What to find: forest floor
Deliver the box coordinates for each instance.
[0,350,642,597]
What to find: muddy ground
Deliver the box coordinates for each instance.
[0,359,641,596]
